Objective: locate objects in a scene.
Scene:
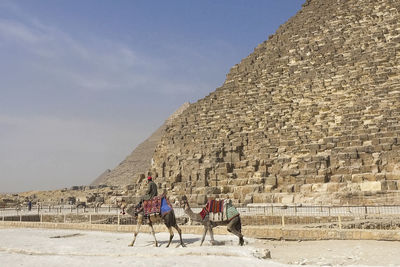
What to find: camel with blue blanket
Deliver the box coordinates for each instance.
[120,195,185,248]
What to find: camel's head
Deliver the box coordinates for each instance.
[180,195,189,208]
[119,203,139,217]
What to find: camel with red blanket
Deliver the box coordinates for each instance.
[120,196,185,248]
[180,195,244,246]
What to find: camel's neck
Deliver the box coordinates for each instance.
[183,202,199,220]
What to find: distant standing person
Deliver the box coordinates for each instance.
[28,200,32,211]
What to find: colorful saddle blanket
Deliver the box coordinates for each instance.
[143,196,172,216]
[225,201,239,221]
[199,199,239,220]
[199,199,224,220]
[206,199,224,213]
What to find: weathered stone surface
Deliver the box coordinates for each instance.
[105,0,400,205]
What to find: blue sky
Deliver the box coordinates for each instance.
[0,0,304,193]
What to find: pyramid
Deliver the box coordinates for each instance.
[149,0,400,205]
[92,103,190,187]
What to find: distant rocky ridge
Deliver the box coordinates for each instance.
[91,103,190,187]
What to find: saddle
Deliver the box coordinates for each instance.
[199,199,224,220]
[141,196,172,217]
[199,199,239,221]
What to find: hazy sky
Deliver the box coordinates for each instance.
[0,0,304,193]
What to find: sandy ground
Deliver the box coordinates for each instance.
[254,239,400,266]
[0,227,399,266]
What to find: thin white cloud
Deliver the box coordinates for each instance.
[0,19,48,43]
[0,14,173,94]
[0,12,225,96]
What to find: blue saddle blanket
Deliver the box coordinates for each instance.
[160,197,172,215]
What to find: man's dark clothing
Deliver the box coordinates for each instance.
[143,180,157,201]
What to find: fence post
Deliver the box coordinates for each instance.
[271,204,274,215]
[281,215,285,228]
[118,210,120,225]
[89,214,92,224]
[40,214,43,223]
[328,207,331,217]
[64,214,66,223]
[338,215,342,229]
[20,214,22,222]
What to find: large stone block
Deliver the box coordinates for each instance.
[360,181,382,192]
[265,176,277,187]
[281,195,294,204]
[300,184,312,193]
[385,173,400,180]
[327,183,340,193]
[312,183,328,192]
[381,180,398,191]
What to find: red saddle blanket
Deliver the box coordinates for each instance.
[143,196,172,216]
[199,199,224,219]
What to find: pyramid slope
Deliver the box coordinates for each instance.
[91,169,111,186]
[92,103,190,187]
[151,0,400,204]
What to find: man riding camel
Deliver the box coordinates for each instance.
[136,176,158,211]
[143,176,157,201]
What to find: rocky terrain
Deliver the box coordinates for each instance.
[0,185,137,208]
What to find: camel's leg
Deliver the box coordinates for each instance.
[173,224,185,247]
[166,227,174,248]
[129,214,143,246]
[200,225,208,246]
[208,224,215,245]
[148,220,158,247]
[227,217,244,246]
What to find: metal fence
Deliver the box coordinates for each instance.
[236,205,400,216]
[3,204,400,217]
[2,204,400,230]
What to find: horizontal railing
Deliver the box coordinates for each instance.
[2,204,400,219]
